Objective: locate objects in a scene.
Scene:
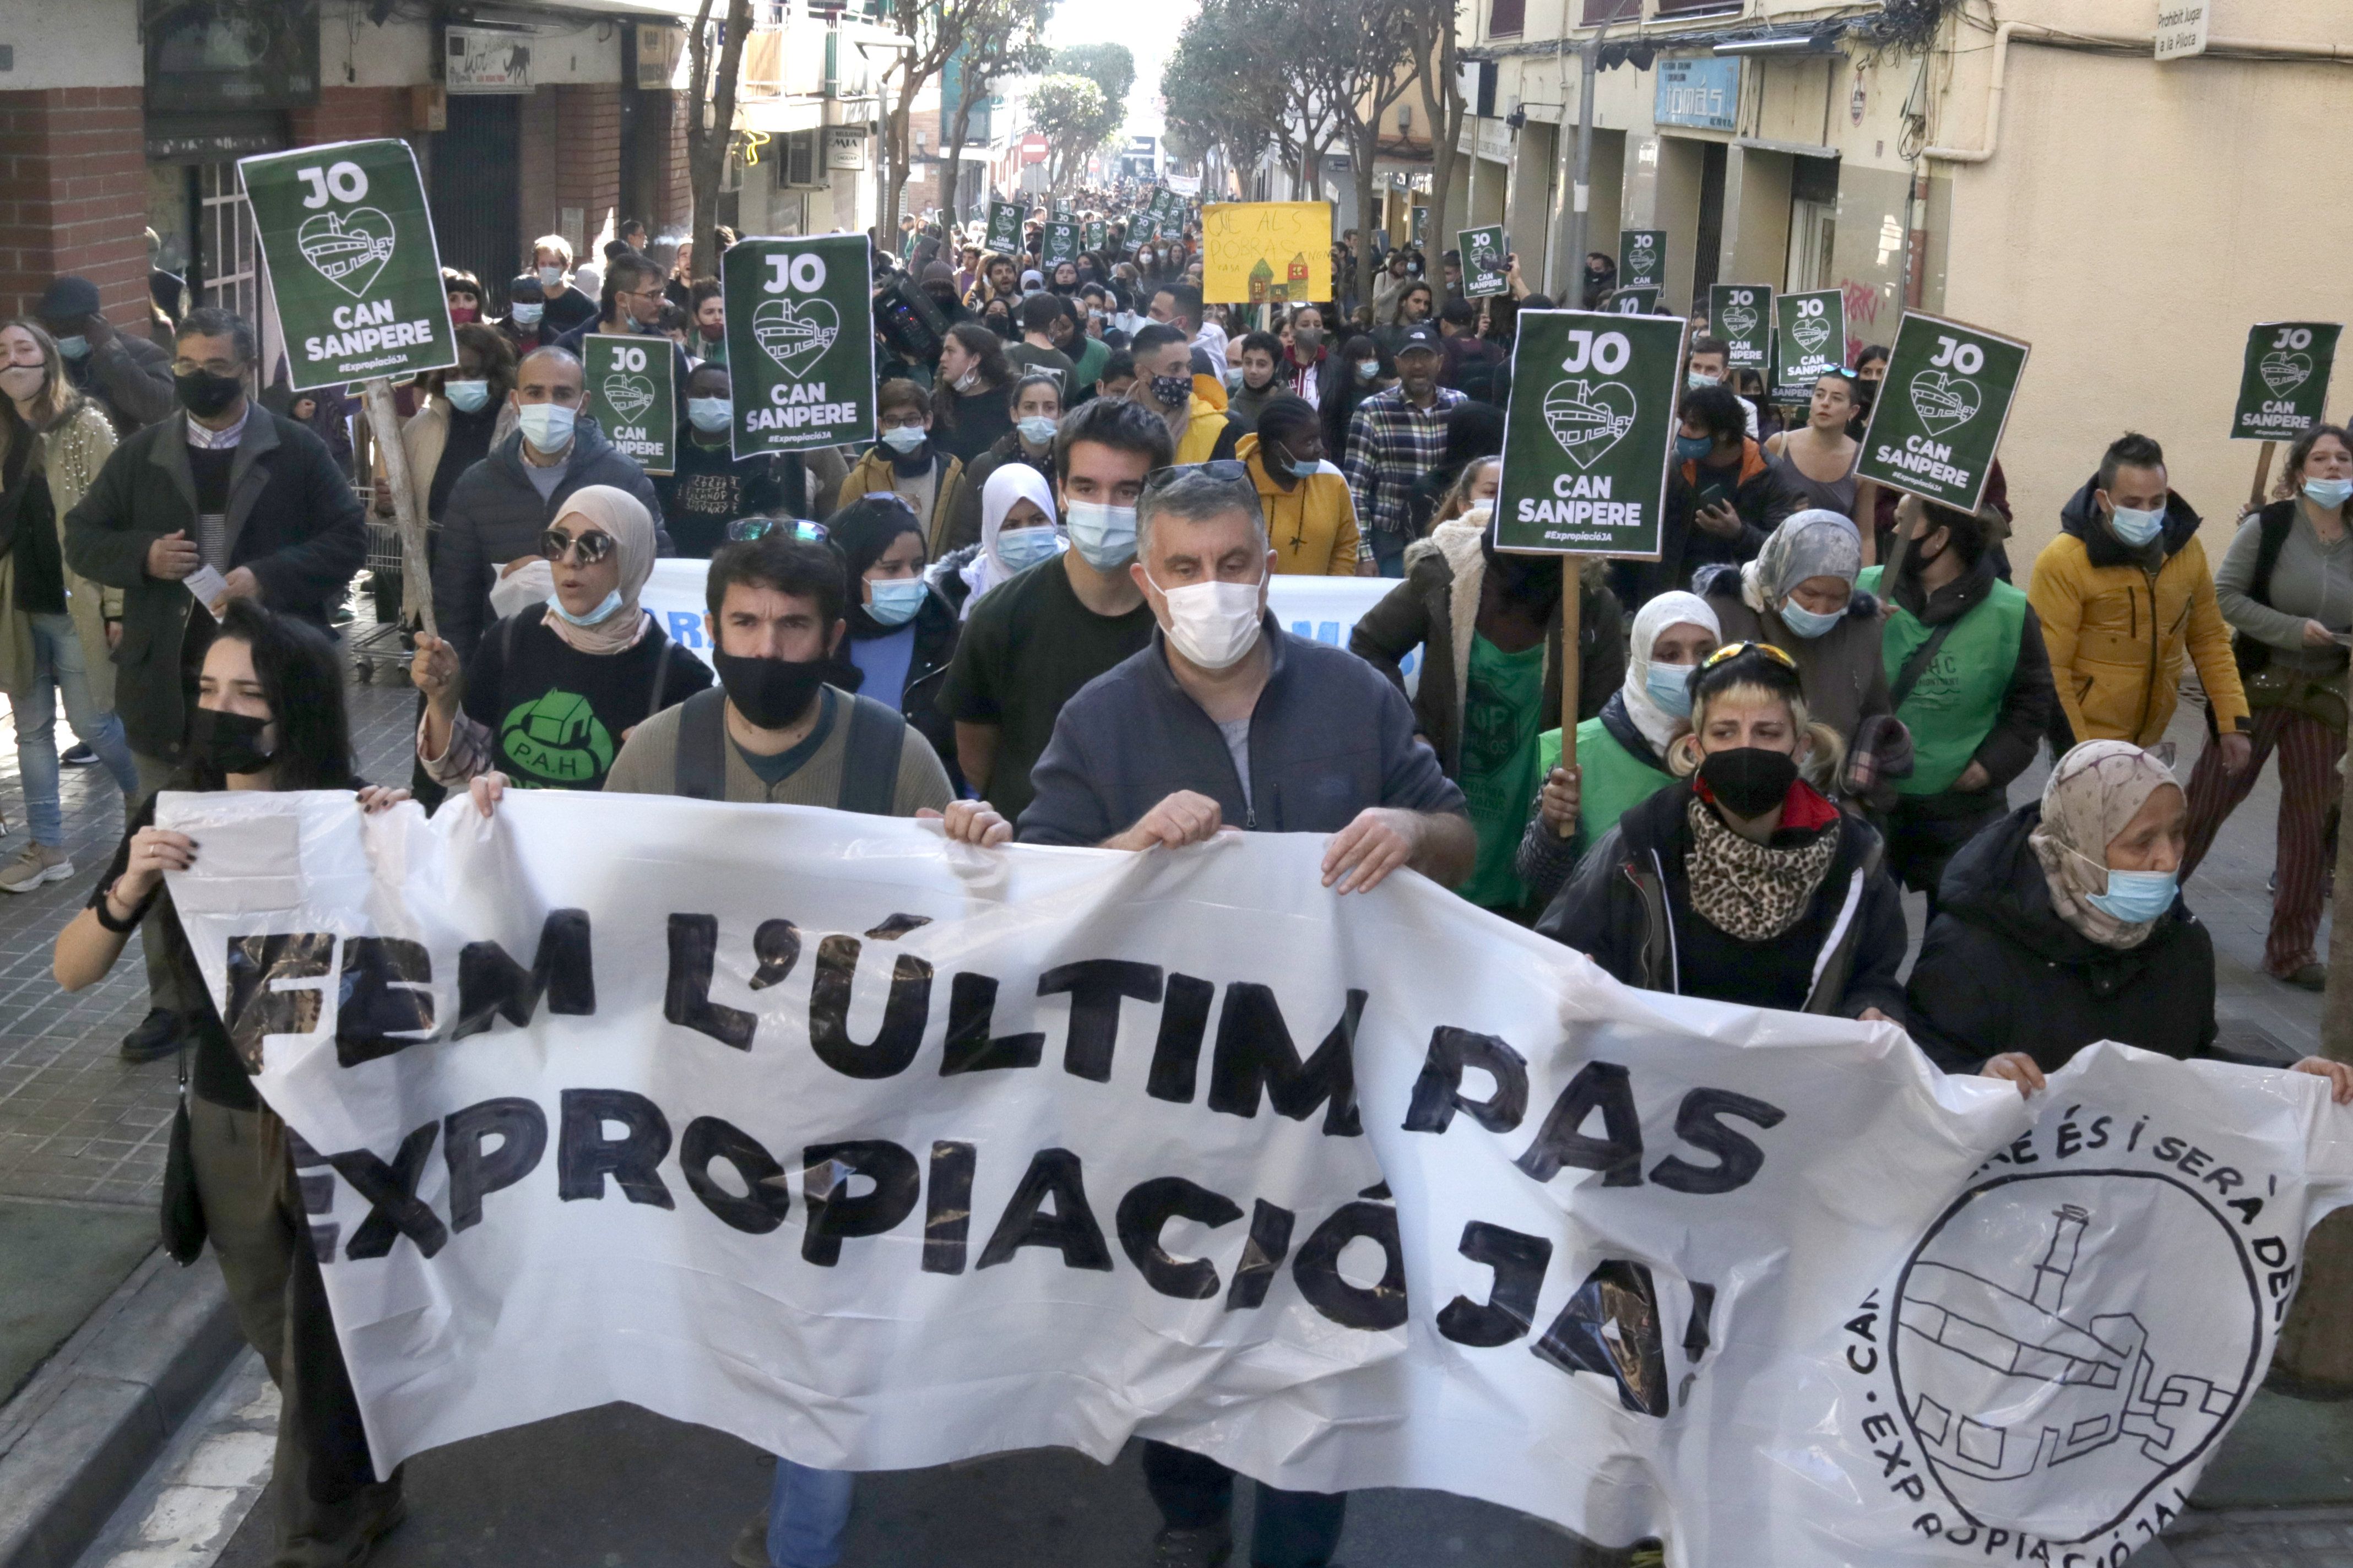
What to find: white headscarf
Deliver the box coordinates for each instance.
[1739,507,1862,614]
[959,461,1063,616]
[1622,590,1721,752]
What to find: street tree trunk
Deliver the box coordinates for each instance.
[685,0,752,275]
[1415,13,1463,284]
[883,90,917,242]
[1353,123,1381,317]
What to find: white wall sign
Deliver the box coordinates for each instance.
[825,127,867,171]
[446,28,533,94]
[2155,3,2209,61]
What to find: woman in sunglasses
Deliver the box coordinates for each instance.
[409,485,710,794]
[1536,642,1907,1022]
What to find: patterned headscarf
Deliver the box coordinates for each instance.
[1740,507,1862,614]
[2029,740,2182,949]
[542,485,657,655]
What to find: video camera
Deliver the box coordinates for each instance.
[872,272,951,363]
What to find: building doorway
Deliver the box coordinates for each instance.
[432,96,524,311]
[1785,154,1840,291]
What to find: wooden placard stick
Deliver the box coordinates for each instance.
[359,377,436,639]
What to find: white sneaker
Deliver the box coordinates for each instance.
[0,842,72,893]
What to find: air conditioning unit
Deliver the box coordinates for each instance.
[778,129,824,189]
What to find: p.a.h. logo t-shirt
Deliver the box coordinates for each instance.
[464,612,713,791]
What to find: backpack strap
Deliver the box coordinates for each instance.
[2252,503,2296,609]
[834,693,908,816]
[1889,619,1960,709]
[644,631,674,723]
[673,686,730,801]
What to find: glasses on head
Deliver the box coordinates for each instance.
[1142,459,1252,493]
[1699,640,1799,673]
[540,528,617,566]
[726,517,832,544]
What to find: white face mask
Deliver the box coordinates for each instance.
[511,302,545,327]
[538,265,565,288]
[1151,574,1264,670]
[1064,501,1137,568]
[518,402,576,451]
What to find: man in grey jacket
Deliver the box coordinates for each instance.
[39,275,176,433]
[430,344,671,660]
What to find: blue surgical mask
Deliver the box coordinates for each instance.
[687,397,733,434]
[517,402,576,451]
[510,303,545,327]
[1064,500,1137,568]
[1676,433,1716,463]
[1779,597,1843,639]
[54,335,89,362]
[866,577,925,626]
[880,424,928,454]
[1357,360,1381,379]
[2306,477,2353,509]
[2108,503,2165,547]
[996,525,1060,570]
[1287,458,1320,480]
[1644,663,1694,717]
[548,588,624,626]
[442,379,490,413]
[2086,866,2178,924]
[1017,416,1058,446]
[1687,370,1720,389]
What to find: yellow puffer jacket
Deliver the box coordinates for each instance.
[1237,433,1362,576]
[1173,395,1233,466]
[2027,484,2249,746]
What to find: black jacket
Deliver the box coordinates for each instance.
[64,409,365,758]
[432,422,671,662]
[1616,442,1793,611]
[1536,780,1908,1020]
[66,330,176,434]
[1906,805,2217,1072]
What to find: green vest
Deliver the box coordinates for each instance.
[1858,566,2026,796]
[1539,717,1676,854]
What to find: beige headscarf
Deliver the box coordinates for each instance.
[2029,740,2182,950]
[542,484,657,655]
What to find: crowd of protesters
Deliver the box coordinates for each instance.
[10,183,2353,1568]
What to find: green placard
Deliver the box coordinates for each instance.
[1772,288,1848,399]
[1607,287,1662,317]
[1083,220,1108,254]
[1618,229,1666,290]
[1492,309,1688,558]
[1040,222,1079,268]
[1460,225,1509,299]
[984,201,1022,253]
[1708,283,1772,373]
[723,234,876,459]
[1856,311,2032,511]
[2232,322,2343,441]
[238,138,456,393]
[583,334,675,476]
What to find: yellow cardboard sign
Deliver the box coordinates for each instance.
[1201,202,1332,305]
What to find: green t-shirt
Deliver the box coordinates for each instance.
[1456,632,1548,909]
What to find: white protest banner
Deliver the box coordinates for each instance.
[164,792,2353,1567]
[636,560,1418,687]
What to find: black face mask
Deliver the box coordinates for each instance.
[176,367,243,419]
[1698,746,1799,820]
[712,650,828,731]
[188,706,276,775]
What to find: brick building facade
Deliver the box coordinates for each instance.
[0,88,150,328]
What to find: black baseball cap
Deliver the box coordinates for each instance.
[1395,324,1443,356]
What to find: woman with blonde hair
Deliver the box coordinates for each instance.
[1538,642,1906,1018]
[0,318,139,891]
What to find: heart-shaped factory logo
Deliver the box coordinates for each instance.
[1543,378,1637,470]
[296,209,397,299]
[1790,314,1834,355]
[602,372,655,424]
[1720,305,1759,339]
[753,297,840,379]
[2260,350,2313,397]
[1909,370,1982,438]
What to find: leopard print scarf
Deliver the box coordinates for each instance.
[1684,796,1840,942]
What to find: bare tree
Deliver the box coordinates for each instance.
[1300,0,1424,310]
[1408,0,1466,278]
[941,6,1050,227]
[684,0,755,272]
[879,0,1050,241]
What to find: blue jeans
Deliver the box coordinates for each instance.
[11,612,138,846]
[1369,529,1408,578]
[766,1459,854,1568]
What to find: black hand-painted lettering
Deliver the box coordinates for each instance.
[939,972,1045,1074]
[809,936,931,1078]
[864,913,932,940]
[1514,1061,1644,1186]
[1146,973,1216,1102]
[680,1116,791,1233]
[1648,1088,1785,1195]
[335,936,434,1066]
[801,1138,921,1266]
[749,919,801,991]
[443,1097,549,1232]
[977,1148,1112,1271]
[664,915,757,1050]
[1206,983,1366,1135]
[1037,960,1163,1082]
[1434,1221,1552,1347]
[1115,1175,1243,1299]
[1223,1199,1295,1311]
[1292,1200,1407,1331]
[557,1088,675,1208]
[453,910,595,1038]
[923,1140,975,1274]
[1531,1258,1668,1416]
[329,1120,447,1260]
[225,932,333,1070]
[1682,1281,1717,1364]
[1402,1026,1530,1135]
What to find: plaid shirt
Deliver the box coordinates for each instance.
[1343,385,1467,540]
